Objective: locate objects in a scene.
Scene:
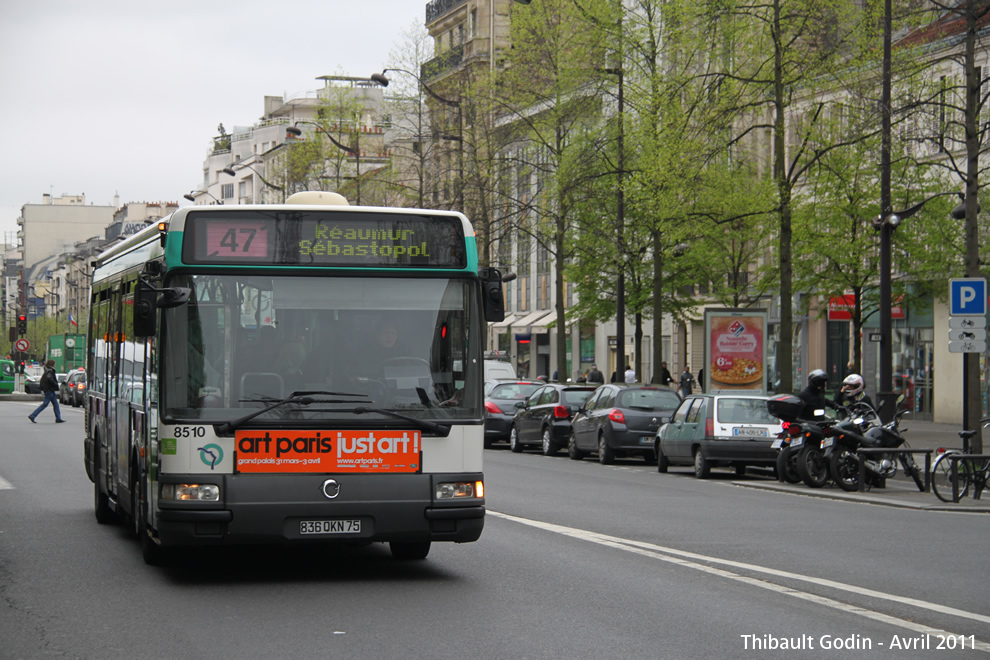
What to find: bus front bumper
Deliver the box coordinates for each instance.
[153,472,485,547]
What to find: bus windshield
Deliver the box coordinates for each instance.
[161,273,482,424]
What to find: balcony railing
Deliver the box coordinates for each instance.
[425,0,467,24]
[421,44,464,82]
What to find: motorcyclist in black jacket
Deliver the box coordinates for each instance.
[797,369,836,420]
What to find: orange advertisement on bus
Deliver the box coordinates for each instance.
[235,430,421,473]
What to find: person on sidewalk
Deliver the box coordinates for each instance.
[28,360,65,424]
[678,365,695,397]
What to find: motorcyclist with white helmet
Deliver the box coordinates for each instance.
[835,373,874,410]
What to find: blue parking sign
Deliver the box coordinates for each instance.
[950,278,987,316]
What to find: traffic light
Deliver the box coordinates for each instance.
[17,314,27,336]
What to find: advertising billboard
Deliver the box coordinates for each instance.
[704,309,769,394]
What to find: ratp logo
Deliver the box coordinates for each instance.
[198,444,224,469]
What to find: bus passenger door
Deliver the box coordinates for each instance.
[107,285,126,499]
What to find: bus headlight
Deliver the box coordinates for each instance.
[436,481,484,500]
[161,483,220,501]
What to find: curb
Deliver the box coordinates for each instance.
[0,394,44,402]
[732,480,990,513]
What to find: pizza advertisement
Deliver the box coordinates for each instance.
[704,309,768,393]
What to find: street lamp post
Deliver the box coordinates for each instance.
[285,122,361,204]
[600,65,625,379]
[371,70,464,211]
[222,163,284,202]
[873,191,965,419]
[183,190,222,205]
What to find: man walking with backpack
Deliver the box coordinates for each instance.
[28,360,65,424]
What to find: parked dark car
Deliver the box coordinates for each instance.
[509,383,598,455]
[655,394,783,478]
[484,379,543,448]
[56,372,72,403]
[63,370,87,407]
[569,384,681,464]
[24,376,42,394]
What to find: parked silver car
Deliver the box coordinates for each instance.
[655,394,783,478]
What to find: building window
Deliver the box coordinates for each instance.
[221,184,234,200]
[471,9,478,37]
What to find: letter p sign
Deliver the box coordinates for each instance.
[950,278,988,316]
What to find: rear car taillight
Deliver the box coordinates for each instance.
[608,409,625,424]
[553,405,570,419]
[705,418,714,436]
[484,401,501,415]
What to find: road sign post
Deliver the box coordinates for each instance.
[948,278,987,448]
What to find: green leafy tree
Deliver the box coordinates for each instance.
[693,0,885,392]
[499,0,613,378]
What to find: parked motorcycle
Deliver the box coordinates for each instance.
[826,402,925,492]
[793,402,881,488]
[772,431,802,484]
[767,394,830,485]
[766,395,877,488]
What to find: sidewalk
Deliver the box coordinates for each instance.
[736,419,990,514]
[894,419,973,452]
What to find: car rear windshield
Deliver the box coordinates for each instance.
[563,389,596,406]
[491,383,542,400]
[616,388,680,410]
[717,398,778,424]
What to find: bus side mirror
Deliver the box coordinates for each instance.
[134,280,192,338]
[134,280,158,337]
[480,268,515,323]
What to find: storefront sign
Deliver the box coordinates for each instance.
[828,294,904,321]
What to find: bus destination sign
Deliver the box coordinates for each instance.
[185,211,466,268]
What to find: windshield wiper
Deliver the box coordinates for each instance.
[352,407,450,436]
[217,391,450,436]
[218,390,369,433]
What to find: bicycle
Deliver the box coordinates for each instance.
[931,419,990,503]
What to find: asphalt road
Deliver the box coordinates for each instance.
[1,399,988,659]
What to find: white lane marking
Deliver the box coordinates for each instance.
[0,476,13,489]
[490,510,990,652]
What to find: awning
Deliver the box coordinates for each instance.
[514,310,552,328]
[530,311,559,334]
[531,312,558,328]
[492,314,519,329]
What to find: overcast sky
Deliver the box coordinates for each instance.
[0,0,427,242]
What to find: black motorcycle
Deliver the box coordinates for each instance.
[826,405,925,492]
[767,395,874,488]
[767,394,832,486]
[772,429,802,484]
[793,402,884,488]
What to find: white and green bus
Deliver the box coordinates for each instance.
[84,192,507,563]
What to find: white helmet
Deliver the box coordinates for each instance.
[841,373,864,396]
